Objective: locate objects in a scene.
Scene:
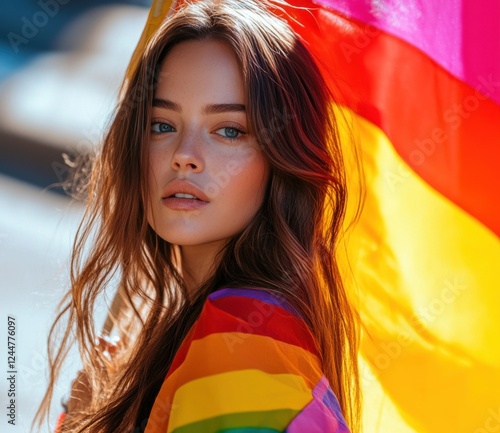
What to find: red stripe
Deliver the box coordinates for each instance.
[280,1,500,236]
[209,296,318,353]
[54,412,66,433]
[167,296,319,378]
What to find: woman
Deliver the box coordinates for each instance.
[36,0,360,431]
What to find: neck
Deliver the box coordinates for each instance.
[179,241,225,298]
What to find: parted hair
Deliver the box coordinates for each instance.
[36,1,360,432]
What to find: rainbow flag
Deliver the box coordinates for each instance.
[127,1,500,432]
[145,288,350,432]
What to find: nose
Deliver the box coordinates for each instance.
[171,132,204,173]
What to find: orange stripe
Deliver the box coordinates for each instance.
[146,332,322,433]
[168,296,318,377]
[165,332,322,393]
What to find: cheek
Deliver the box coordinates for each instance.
[229,146,265,180]
[148,161,160,193]
[249,154,269,201]
[147,144,174,197]
[230,149,269,210]
[146,149,167,224]
[202,147,262,200]
[148,145,168,180]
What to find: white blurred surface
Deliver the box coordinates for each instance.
[0,5,150,430]
[0,175,84,432]
[0,5,148,151]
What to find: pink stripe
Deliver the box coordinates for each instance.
[286,376,350,432]
[314,0,500,106]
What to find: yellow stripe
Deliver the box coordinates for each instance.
[123,0,174,85]
[335,105,500,433]
[167,370,312,432]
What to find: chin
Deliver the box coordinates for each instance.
[158,231,219,247]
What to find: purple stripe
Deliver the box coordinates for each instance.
[209,287,301,318]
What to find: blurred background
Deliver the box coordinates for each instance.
[0,1,151,431]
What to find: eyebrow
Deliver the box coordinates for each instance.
[152,98,181,112]
[152,98,246,114]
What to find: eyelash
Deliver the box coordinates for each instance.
[215,125,247,141]
[150,120,175,136]
[150,120,247,141]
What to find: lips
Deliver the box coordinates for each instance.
[161,180,209,211]
[162,180,210,202]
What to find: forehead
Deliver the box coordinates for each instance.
[154,39,245,104]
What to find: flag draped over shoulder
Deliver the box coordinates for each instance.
[126,1,500,432]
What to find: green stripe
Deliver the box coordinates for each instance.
[220,428,280,433]
[170,409,299,433]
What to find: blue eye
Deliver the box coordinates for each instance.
[151,122,175,134]
[215,127,245,140]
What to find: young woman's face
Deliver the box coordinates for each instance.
[147,39,269,248]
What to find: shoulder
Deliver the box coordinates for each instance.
[168,287,321,380]
[202,287,320,356]
[145,287,350,433]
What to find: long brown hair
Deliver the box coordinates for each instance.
[36,1,361,431]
